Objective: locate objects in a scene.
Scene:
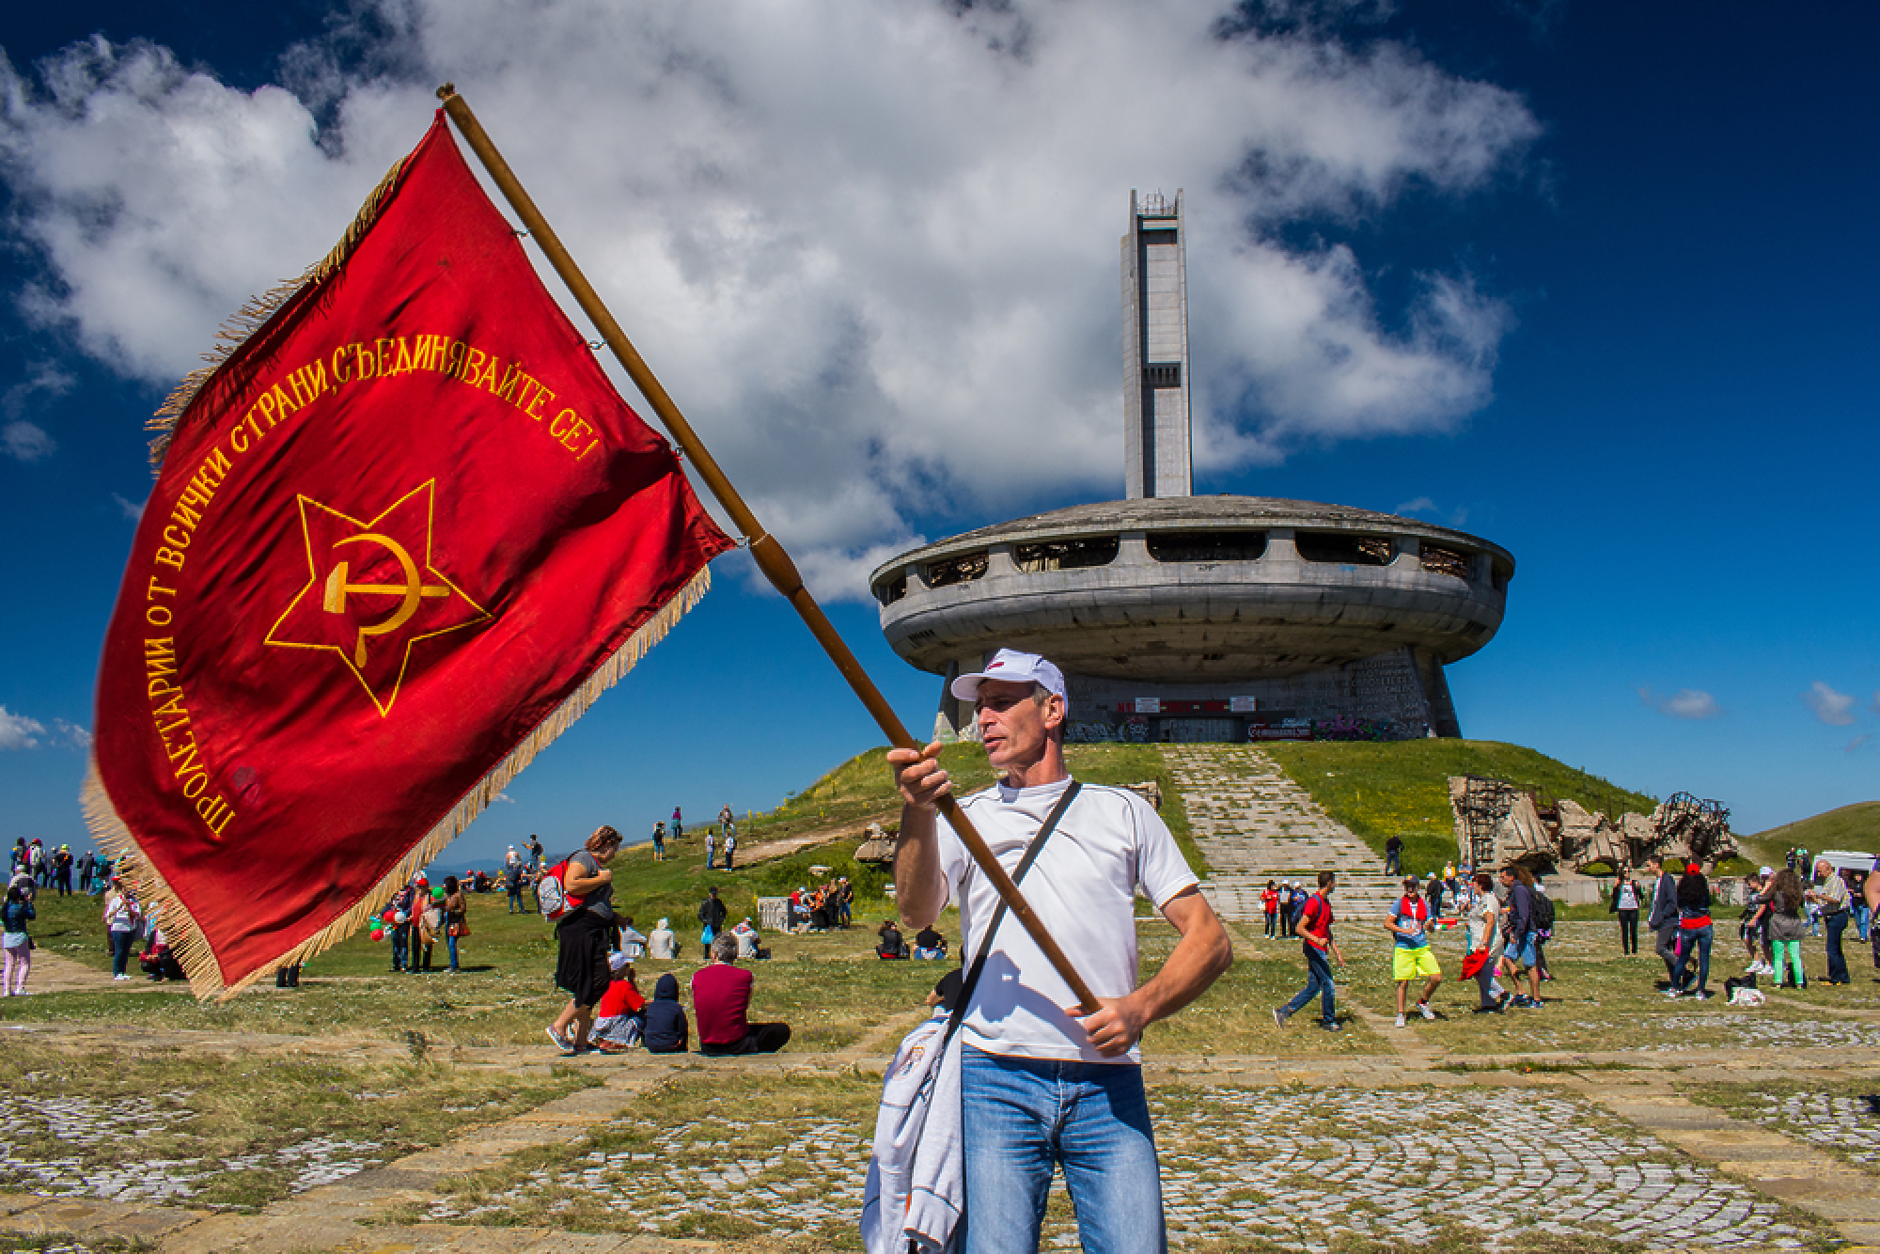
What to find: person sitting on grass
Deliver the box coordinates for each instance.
[692,933,791,1056]
[644,972,689,1054]
[732,917,766,960]
[876,918,908,959]
[646,917,678,960]
[912,924,946,960]
[591,953,648,1052]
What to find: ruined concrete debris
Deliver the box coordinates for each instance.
[1449,777,1736,874]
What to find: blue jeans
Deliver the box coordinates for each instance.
[960,1047,1165,1254]
[1826,910,1850,983]
[391,926,409,971]
[445,932,460,971]
[110,929,135,977]
[507,887,523,913]
[1672,924,1713,992]
[1282,946,1336,1025]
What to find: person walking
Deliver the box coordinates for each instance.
[547,826,625,1054]
[1667,862,1715,1000]
[704,827,717,872]
[1387,876,1442,1027]
[1275,871,1345,1031]
[722,823,736,871]
[1645,855,1681,988]
[1497,865,1542,1008]
[1464,871,1506,1011]
[1,883,34,995]
[890,648,1231,1253]
[1610,867,1642,955]
[671,807,684,843]
[651,821,666,862]
[1384,835,1403,876]
[1811,859,1853,985]
[102,877,141,981]
[1261,880,1279,939]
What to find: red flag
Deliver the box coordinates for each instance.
[86,114,733,997]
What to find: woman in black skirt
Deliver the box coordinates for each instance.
[547,825,624,1054]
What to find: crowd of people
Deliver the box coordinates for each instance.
[1271,853,1877,1031]
[544,826,791,1057]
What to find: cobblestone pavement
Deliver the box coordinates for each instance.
[1727,1090,1880,1173]
[416,1080,1820,1251]
[1649,1014,1880,1052]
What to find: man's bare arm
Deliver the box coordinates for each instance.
[889,742,951,931]
[1074,886,1232,1058]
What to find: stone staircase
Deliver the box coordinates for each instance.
[1162,744,1404,921]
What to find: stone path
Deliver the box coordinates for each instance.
[1164,744,1403,919]
[1,1031,1879,1251]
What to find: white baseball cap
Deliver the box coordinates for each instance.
[950,649,1068,710]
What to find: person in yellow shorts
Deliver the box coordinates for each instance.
[1388,875,1443,1027]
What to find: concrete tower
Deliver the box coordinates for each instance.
[1122,190,1191,499]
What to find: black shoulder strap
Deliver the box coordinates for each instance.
[941,781,1081,1049]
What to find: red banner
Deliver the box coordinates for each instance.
[87,114,733,996]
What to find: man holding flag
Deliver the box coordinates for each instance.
[890,649,1232,1253]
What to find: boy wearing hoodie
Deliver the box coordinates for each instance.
[643,973,689,1053]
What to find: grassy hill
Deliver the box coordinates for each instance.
[1744,801,1880,864]
[1262,739,1659,877]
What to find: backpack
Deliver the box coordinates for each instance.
[1531,891,1556,933]
[538,855,586,921]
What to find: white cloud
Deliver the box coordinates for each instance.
[0,4,1539,597]
[111,492,146,520]
[0,707,48,750]
[1638,687,1723,721]
[1394,496,1437,514]
[491,791,515,804]
[1849,734,1872,754]
[2,420,55,462]
[53,720,92,749]
[1803,681,1857,726]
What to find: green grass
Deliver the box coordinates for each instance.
[1262,739,1658,875]
[1745,800,1880,865]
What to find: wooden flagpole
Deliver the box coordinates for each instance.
[435,85,1099,1015]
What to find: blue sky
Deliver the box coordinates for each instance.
[1,0,1874,869]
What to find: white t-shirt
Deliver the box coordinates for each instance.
[935,776,1199,1065]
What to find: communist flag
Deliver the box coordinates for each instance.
[87,114,733,997]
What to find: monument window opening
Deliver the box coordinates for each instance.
[1146,530,1267,563]
[1144,362,1181,388]
[875,573,908,606]
[1014,537,1119,573]
[1296,532,1392,566]
[925,551,988,588]
[1419,543,1471,580]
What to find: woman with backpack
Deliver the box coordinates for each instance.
[546,825,624,1055]
[2,882,35,995]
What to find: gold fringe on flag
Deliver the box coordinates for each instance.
[145,153,415,471]
[82,564,713,1001]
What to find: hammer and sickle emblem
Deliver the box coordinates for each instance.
[320,532,451,667]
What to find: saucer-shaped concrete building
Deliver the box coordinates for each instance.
[869,192,1514,744]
